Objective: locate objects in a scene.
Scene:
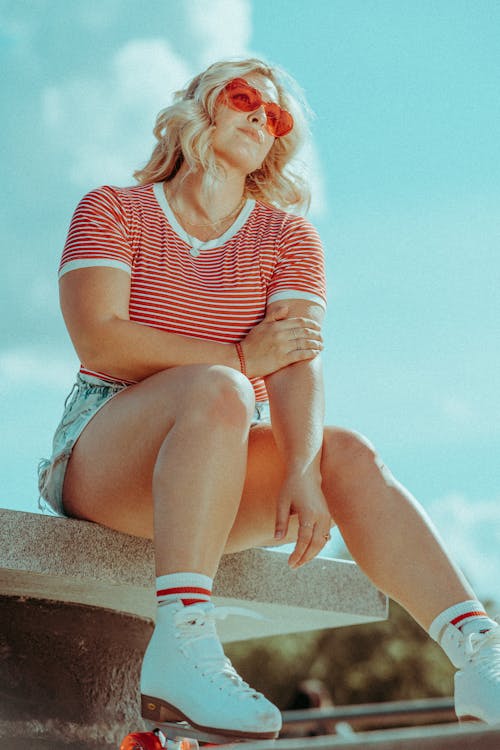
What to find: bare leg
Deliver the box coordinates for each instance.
[213,426,476,632]
[65,374,474,631]
[63,365,287,736]
[64,399,498,726]
[319,428,475,630]
[63,365,257,577]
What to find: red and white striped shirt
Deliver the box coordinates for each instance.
[59,183,327,401]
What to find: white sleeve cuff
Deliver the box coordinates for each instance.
[58,258,132,279]
[267,289,326,308]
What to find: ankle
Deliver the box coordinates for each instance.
[156,571,213,608]
[429,599,498,667]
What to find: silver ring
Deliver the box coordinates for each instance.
[299,522,314,528]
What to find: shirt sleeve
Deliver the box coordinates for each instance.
[266,214,327,308]
[58,186,133,278]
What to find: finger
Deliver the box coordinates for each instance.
[286,348,323,365]
[274,497,291,541]
[279,317,322,332]
[288,521,315,568]
[301,326,324,340]
[271,325,322,354]
[290,511,333,568]
[283,327,323,345]
[283,330,324,348]
[293,526,332,568]
[287,335,324,351]
[267,305,289,322]
[286,340,324,358]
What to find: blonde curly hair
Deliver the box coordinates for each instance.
[134,58,312,211]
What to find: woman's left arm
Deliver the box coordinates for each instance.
[264,298,331,568]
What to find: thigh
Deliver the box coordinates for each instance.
[63,379,300,548]
[227,426,345,552]
[62,365,231,534]
[64,372,341,552]
[225,424,299,551]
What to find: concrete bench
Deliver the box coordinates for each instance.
[0,508,387,748]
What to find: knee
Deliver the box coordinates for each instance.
[322,427,378,484]
[191,365,256,429]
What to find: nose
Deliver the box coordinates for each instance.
[248,106,267,128]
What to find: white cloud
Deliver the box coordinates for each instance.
[428,493,500,605]
[111,39,192,104]
[40,0,255,188]
[39,1,326,209]
[185,0,252,68]
[42,38,191,187]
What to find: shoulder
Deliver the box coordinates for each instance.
[253,200,320,238]
[76,183,155,213]
[70,185,159,235]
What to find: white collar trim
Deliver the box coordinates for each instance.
[153,182,255,254]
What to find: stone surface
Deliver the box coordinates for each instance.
[0,595,148,747]
[0,508,387,746]
[0,509,387,640]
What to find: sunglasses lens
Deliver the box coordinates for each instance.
[264,103,294,137]
[225,80,261,112]
[222,79,294,137]
[275,111,294,137]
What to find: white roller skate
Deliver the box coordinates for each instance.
[139,600,281,740]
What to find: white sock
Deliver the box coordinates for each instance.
[429,599,497,643]
[156,572,213,607]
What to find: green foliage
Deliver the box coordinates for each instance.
[225,601,455,709]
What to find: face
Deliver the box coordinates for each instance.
[211,73,279,176]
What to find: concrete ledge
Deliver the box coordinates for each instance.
[0,507,387,746]
[0,509,387,641]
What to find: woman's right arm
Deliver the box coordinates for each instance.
[59,267,323,383]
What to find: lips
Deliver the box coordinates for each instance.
[239,127,263,144]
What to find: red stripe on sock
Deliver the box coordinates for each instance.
[181,598,209,606]
[156,586,212,598]
[451,610,488,626]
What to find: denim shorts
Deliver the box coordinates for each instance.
[38,372,271,517]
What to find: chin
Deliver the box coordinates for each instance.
[216,150,263,177]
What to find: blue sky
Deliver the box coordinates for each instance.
[1,0,499,603]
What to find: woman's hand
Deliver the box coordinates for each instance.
[241,305,323,379]
[274,467,333,569]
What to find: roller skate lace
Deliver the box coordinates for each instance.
[463,626,500,677]
[174,604,265,699]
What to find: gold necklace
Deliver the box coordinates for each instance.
[167,189,246,229]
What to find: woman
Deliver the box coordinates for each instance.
[39,58,499,739]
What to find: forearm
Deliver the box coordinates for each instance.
[60,270,324,383]
[76,316,239,382]
[265,357,325,473]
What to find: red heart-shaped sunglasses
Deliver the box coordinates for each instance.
[219,78,294,138]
